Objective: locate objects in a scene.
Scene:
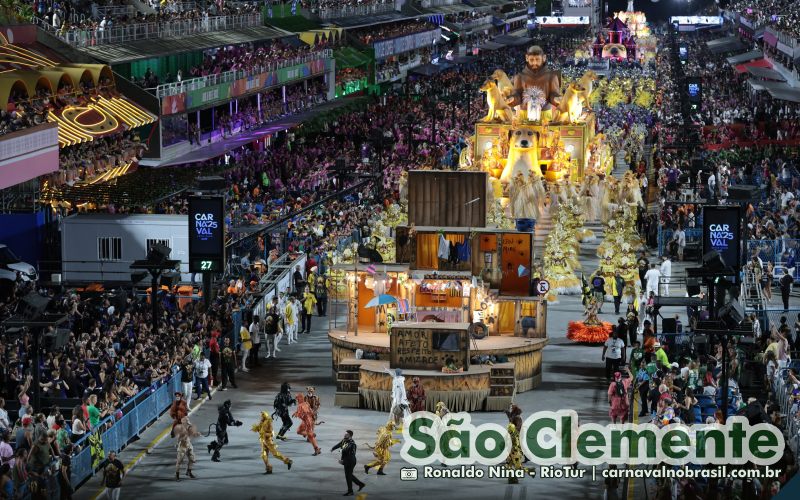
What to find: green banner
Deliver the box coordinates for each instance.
[277,59,326,84]
[185,82,233,109]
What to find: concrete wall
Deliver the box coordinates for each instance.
[61,214,190,283]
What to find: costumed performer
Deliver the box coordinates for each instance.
[207,400,243,462]
[505,423,526,484]
[385,368,410,428]
[274,382,297,440]
[169,391,188,438]
[407,376,426,413]
[364,421,401,475]
[174,416,200,481]
[306,386,324,425]
[252,411,292,474]
[567,294,613,343]
[293,393,322,455]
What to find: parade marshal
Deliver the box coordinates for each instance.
[508,45,562,110]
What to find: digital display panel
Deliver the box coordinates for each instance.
[188,196,225,273]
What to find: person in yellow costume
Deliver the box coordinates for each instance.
[251,411,292,474]
[505,423,525,484]
[302,287,317,334]
[363,420,400,475]
[239,324,252,372]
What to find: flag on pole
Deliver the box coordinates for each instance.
[291,0,297,15]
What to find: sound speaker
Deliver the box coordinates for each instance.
[160,271,180,289]
[197,176,226,191]
[112,290,128,314]
[728,185,761,201]
[19,292,51,320]
[686,277,701,296]
[662,318,678,334]
[335,158,347,171]
[131,271,148,284]
[702,251,726,271]
[147,243,172,264]
[718,298,744,328]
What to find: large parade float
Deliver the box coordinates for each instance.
[327,36,648,412]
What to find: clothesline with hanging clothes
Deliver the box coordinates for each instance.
[436,232,471,264]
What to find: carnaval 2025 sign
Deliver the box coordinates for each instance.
[703,206,740,270]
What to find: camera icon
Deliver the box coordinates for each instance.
[400,467,418,481]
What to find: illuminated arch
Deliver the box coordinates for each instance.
[0,78,29,108]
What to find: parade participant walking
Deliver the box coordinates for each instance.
[780,269,794,311]
[637,252,649,290]
[173,416,200,481]
[264,313,282,358]
[364,421,399,475]
[252,411,292,474]
[306,386,323,425]
[102,451,124,500]
[180,359,194,401]
[602,330,625,382]
[208,331,220,387]
[385,368,410,427]
[626,304,639,346]
[220,337,237,390]
[274,382,296,441]
[169,392,188,437]
[332,430,365,496]
[591,274,606,314]
[644,264,661,297]
[284,296,299,344]
[194,352,212,400]
[608,369,632,424]
[315,275,329,316]
[249,315,262,366]
[612,270,625,315]
[407,377,426,413]
[293,394,321,455]
[660,256,672,296]
[239,322,252,372]
[302,287,316,333]
[207,400,243,462]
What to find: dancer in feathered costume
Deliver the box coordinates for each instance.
[510,173,539,220]
[600,178,619,225]
[530,175,547,217]
[364,421,401,475]
[293,393,321,455]
[542,217,582,295]
[252,411,292,474]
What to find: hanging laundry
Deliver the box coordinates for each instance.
[437,234,450,260]
[456,240,472,262]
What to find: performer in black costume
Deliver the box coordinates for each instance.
[273,382,296,441]
[207,400,242,462]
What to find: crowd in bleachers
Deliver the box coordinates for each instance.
[132,40,327,90]
[0,75,120,139]
[651,25,800,288]
[43,0,259,30]
[354,19,438,45]
[729,0,800,37]
[0,253,259,497]
[50,131,148,187]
